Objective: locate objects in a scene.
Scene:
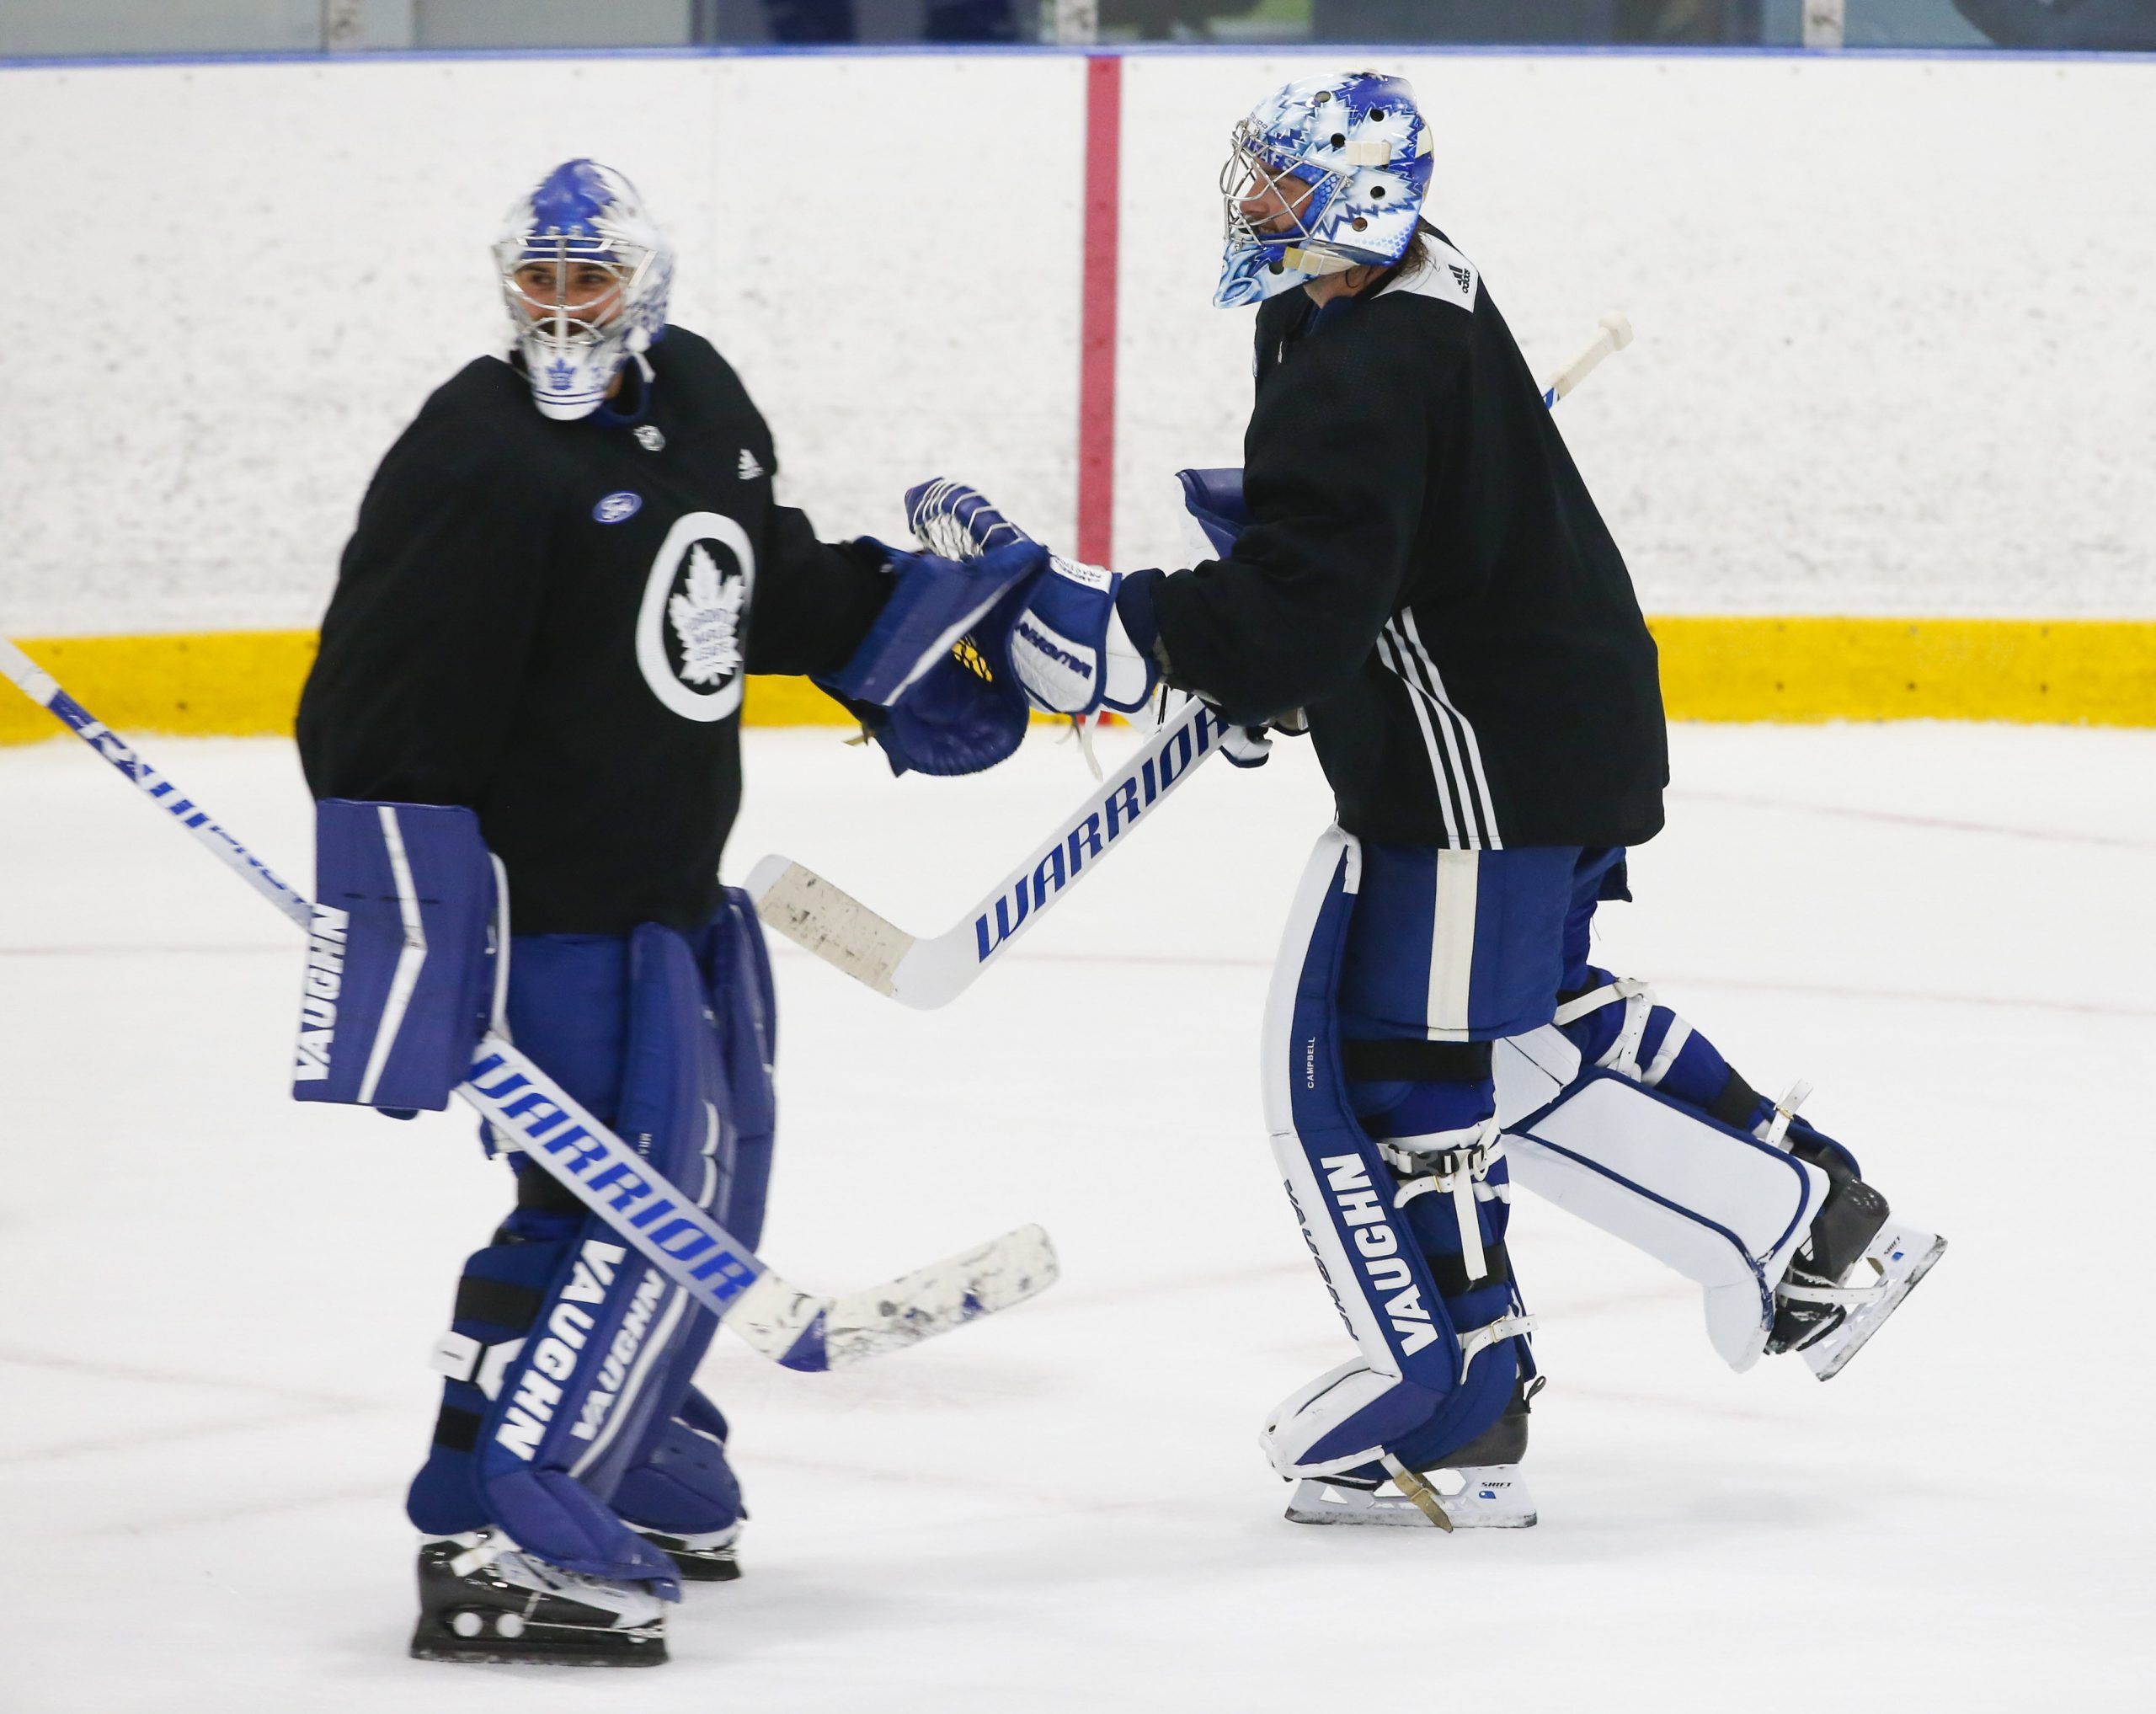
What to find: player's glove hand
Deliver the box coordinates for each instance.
[823,650,1027,779]
[824,537,1046,707]
[997,557,1161,718]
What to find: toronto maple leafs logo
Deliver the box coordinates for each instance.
[667,543,744,686]
[637,512,755,723]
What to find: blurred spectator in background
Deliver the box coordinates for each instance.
[760,0,1025,41]
[1102,0,1264,36]
[1616,0,1763,40]
[1309,0,1761,43]
[1952,0,2156,46]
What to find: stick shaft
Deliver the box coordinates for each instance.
[3,639,1056,1367]
[0,643,819,1354]
[1542,310,1634,408]
[1,638,312,930]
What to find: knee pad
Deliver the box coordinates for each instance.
[1259,830,1534,1482]
[408,913,774,1585]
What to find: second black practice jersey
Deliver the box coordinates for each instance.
[1150,232,1668,852]
[297,328,887,934]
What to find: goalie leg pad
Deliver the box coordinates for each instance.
[1259,830,1533,1483]
[407,901,778,1586]
[613,1390,743,1540]
[1496,1030,1830,1370]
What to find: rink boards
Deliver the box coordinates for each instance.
[2,47,2151,724]
[3,614,2153,750]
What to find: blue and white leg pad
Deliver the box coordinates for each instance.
[408,910,775,1590]
[1259,829,1534,1482]
[1494,1025,1830,1370]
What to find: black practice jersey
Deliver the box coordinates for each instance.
[1150,231,1668,851]
[297,327,886,934]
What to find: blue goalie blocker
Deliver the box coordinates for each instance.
[291,798,499,1113]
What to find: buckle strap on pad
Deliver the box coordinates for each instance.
[1382,1119,1504,1284]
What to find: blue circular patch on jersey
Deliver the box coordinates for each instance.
[593,491,643,525]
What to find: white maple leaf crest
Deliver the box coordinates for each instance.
[667,543,744,686]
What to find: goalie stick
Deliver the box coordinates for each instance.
[749,312,1636,1009]
[0,636,1058,1370]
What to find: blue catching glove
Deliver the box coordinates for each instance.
[822,537,1048,706]
[823,650,1027,779]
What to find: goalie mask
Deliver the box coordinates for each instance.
[495,159,673,421]
[1215,71,1433,309]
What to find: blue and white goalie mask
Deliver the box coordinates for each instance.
[1214,71,1434,309]
[494,159,674,421]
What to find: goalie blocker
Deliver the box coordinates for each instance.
[292,798,502,1113]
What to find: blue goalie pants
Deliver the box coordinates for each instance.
[406,890,776,1593]
[1261,828,1849,1483]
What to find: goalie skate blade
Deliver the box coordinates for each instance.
[636,1525,742,1583]
[409,1622,668,1668]
[822,1222,1060,1368]
[1285,1466,1537,1530]
[749,856,913,997]
[409,1537,669,1668]
[1806,1228,1948,1381]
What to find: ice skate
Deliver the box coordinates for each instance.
[1284,1380,1537,1530]
[408,1532,669,1667]
[636,1519,743,1583]
[1771,1219,1948,1380]
[1287,1463,1538,1530]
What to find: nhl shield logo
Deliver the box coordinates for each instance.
[637,511,757,722]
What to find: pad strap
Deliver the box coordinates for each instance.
[1758,1079,1815,1151]
[1457,1313,1537,1383]
[1380,1119,1506,1285]
[1552,976,1703,1092]
[430,1330,526,1400]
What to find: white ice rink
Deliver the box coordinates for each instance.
[3,720,2151,1711]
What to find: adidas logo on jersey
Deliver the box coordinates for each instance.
[1449,264,1472,293]
[737,448,765,480]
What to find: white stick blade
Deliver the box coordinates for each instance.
[821,1224,1060,1369]
[720,1271,830,1366]
[749,855,913,996]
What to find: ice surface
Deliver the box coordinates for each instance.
[3,723,2151,1711]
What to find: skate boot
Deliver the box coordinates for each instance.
[409,1532,669,1666]
[1286,1384,1537,1530]
[1770,1217,1947,1380]
[635,1519,743,1583]
[1765,1124,1947,1380]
